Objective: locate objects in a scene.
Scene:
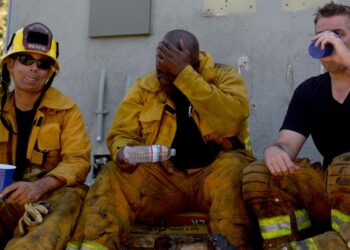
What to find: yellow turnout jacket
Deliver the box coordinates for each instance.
[0,87,91,185]
[107,52,251,162]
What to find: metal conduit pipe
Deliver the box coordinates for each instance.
[96,68,108,142]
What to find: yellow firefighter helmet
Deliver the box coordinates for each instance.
[1,22,60,73]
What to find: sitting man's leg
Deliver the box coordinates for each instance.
[5,186,86,250]
[194,150,259,249]
[0,201,23,249]
[287,153,350,249]
[328,152,350,242]
[70,161,192,250]
[242,158,330,249]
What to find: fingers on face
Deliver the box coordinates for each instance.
[315,31,340,48]
[156,56,166,72]
[156,43,171,71]
[163,40,179,52]
[156,43,164,62]
[157,41,174,58]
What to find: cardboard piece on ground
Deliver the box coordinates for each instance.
[123,224,210,249]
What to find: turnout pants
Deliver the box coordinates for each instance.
[0,186,86,250]
[290,152,350,249]
[242,158,331,249]
[69,150,257,250]
[243,152,350,250]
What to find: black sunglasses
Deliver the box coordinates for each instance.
[16,54,52,70]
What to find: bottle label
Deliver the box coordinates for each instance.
[124,145,175,163]
[151,145,173,161]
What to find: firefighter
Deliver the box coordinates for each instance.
[0,22,91,249]
[242,2,350,249]
[68,29,258,249]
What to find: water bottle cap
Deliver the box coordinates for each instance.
[308,41,333,59]
[170,148,176,156]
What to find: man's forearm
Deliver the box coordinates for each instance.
[35,176,65,198]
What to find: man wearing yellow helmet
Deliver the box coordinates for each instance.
[0,22,91,249]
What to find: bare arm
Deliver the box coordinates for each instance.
[264,129,306,176]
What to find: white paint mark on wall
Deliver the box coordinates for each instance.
[238,56,250,74]
[237,56,254,112]
[286,63,294,100]
[203,0,256,16]
[282,0,337,12]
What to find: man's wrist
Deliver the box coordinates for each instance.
[271,142,285,150]
[35,176,64,198]
[264,143,286,157]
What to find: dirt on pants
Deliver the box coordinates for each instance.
[71,150,258,249]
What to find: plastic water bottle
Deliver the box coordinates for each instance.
[123,145,176,164]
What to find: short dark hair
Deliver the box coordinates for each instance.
[314,1,350,24]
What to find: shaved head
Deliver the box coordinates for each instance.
[163,29,199,67]
[156,29,200,99]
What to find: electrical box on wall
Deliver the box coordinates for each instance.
[89,0,151,37]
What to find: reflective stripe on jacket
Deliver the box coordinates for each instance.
[0,87,91,185]
[107,51,251,162]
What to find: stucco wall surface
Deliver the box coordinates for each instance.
[7,0,347,166]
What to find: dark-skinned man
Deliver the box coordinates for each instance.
[69,29,257,250]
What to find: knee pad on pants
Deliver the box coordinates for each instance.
[327,153,350,234]
[242,160,271,202]
[328,153,350,213]
[242,160,316,218]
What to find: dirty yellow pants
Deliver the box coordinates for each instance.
[289,230,349,249]
[0,186,86,250]
[71,150,257,249]
[242,158,331,249]
[287,153,350,250]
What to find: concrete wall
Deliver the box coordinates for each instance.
[7,0,346,168]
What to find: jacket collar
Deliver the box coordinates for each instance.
[3,87,74,113]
